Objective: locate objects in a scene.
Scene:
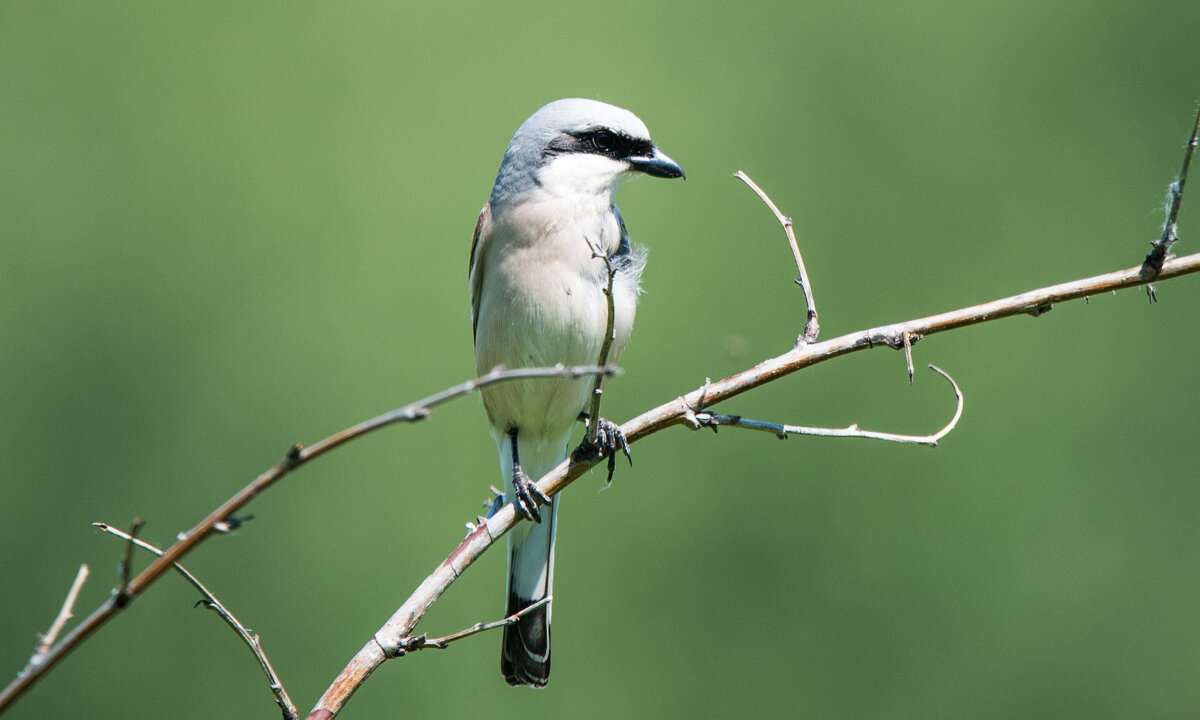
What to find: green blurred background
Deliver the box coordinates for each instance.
[3,1,1199,718]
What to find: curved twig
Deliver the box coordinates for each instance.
[735,170,820,344]
[688,364,962,447]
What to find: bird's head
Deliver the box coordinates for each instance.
[490,98,684,205]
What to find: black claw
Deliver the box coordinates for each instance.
[512,469,548,523]
[572,417,632,485]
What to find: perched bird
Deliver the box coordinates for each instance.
[469,98,684,687]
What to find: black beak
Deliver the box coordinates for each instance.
[628,147,685,180]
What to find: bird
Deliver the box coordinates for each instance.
[469,98,684,687]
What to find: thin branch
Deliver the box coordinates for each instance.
[584,238,619,447]
[12,117,1200,718]
[115,517,145,606]
[307,251,1200,720]
[688,364,962,447]
[0,363,616,714]
[1142,103,1200,296]
[94,522,299,720]
[19,565,89,678]
[735,170,820,344]
[397,597,553,653]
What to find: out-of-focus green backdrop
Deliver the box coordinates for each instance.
[3,2,1198,718]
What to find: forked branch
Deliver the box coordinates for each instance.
[94,523,299,720]
[0,363,618,714]
[18,565,89,681]
[6,110,1199,720]
[309,248,1200,720]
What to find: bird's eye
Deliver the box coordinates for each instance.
[591,130,615,152]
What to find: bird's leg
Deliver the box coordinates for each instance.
[572,413,632,484]
[509,428,550,523]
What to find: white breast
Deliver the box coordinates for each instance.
[473,194,639,438]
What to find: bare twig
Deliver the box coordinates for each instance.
[1142,104,1200,297]
[12,118,1200,718]
[584,238,619,448]
[735,171,820,344]
[94,522,299,720]
[0,363,617,714]
[19,565,89,678]
[307,251,1200,720]
[689,364,962,447]
[397,597,553,653]
[116,517,145,605]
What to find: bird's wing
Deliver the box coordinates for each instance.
[468,203,492,344]
[611,202,632,261]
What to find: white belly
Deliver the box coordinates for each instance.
[473,202,638,438]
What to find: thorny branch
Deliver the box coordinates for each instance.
[309,250,1200,718]
[0,363,617,714]
[7,110,1200,720]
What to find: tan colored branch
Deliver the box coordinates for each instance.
[9,111,1200,719]
[400,596,553,652]
[735,170,820,343]
[19,565,89,679]
[307,250,1200,718]
[0,363,616,714]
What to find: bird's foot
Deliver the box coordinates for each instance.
[512,467,550,523]
[571,416,632,484]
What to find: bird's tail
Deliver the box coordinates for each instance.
[501,564,553,687]
[498,433,564,688]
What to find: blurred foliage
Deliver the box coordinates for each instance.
[2,1,1199,718]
